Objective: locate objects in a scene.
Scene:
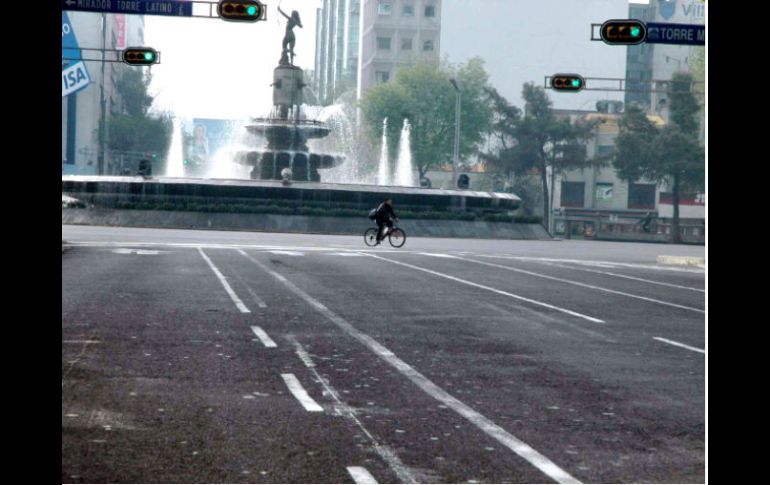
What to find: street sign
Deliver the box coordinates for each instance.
[645,22,705,46]
[61,0,194,18]
[63,61,92,97]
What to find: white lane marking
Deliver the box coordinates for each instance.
[269,250,305,256]
[452,256,704,314]
[328,252,365,256]
[478,255,705,274]
[62,340,101,344]
[226,265,268,308]
[347,467,379,484]
[250,326,277,348]
[361,253,604,324]
[110,248,169,255]
[653,337,705,354]
[281,373,324,412]
[418,252,457,258]
[197,248,250,313]
[241,250,580,484]
[289,336,419,484]
[537,262,704,293]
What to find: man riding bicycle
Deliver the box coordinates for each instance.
[374,198,398,245]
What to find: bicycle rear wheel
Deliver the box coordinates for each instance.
[364,228,379,246]
[389,228,406,248]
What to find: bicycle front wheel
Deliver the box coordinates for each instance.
[364,228,379,246]
[389,228,406,248]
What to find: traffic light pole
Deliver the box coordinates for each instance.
[544,76,703,93]
[98,13,107,176]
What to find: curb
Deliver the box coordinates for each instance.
[656,255,705,267]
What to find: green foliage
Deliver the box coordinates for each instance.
[360,57,494,177]
[480,83,600,228]
[106,70,172,160]
[612,73,705,242]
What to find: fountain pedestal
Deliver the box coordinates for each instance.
[235,63,344,182]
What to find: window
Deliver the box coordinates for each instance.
[401,38,413,50]
[377,37,391,50]
[560,182,585,208]
[628,183,656,209]
[402,4,414,16]
[596,182,613,201]
[424,5,436,17]
[596,145,613,155]
[378,2,392,15]
[376,71,390,83]
[423,40,434,51]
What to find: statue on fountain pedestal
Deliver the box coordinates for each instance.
[278,6,302,66]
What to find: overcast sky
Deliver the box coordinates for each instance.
[147,0,321,119]
[147,0,639,119]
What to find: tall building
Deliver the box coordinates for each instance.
[62,12,146,175]
[357,0,441,100]
[314,0,442,105]
[625,0,705,116]
[314,0,361,105]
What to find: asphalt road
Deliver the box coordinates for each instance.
[62,225,706,483]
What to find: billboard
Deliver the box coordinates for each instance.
[189,119,241,164]
[62,12,91,97]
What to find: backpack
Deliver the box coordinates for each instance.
[368,208,378,220]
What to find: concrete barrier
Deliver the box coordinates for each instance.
[656,255,706,267]
[62,208,551,240]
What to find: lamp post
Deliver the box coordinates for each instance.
[449,78,461,188]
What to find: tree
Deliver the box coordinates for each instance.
[481,84,599,231]
[613,72,704,243]
[359,57,493,179]
[106,69,172,170]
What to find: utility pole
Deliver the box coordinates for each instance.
[98,13,107,175]
[450,78,461,188]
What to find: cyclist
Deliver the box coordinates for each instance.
[374,198,398,245]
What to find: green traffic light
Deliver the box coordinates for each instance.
[247,5,256,15]
[183,159,189,165]
[630,27,640,37]
[144,52,153,61]
[571,79,580,87]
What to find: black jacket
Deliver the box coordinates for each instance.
[375,201,396,221]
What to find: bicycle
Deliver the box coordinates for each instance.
[364,219,406,248]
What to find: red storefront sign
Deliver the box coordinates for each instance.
[116,14,126,49]
[659,192,705,205]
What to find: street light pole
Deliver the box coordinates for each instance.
[450,78,461,188]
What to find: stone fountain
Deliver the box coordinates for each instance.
[234,9,343,182]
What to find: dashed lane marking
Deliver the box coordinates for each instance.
[250,326,277,348]
[240,249,581,484]
[281,373,324,412]
[347,466,379,484]
[289,336,420,483]
[653,337,705,354]
[197,248,250,313]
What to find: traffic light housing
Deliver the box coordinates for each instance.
[218,0,264,22]
[599,19,646,45]
[550,74,585,92]
[122,47,159,66]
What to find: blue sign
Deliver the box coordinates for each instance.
[62,12,91,96]
[645,22,704,46]
[62,11,81,61]
[61,0,194,18]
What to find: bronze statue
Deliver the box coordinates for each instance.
[278,6,302,65]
